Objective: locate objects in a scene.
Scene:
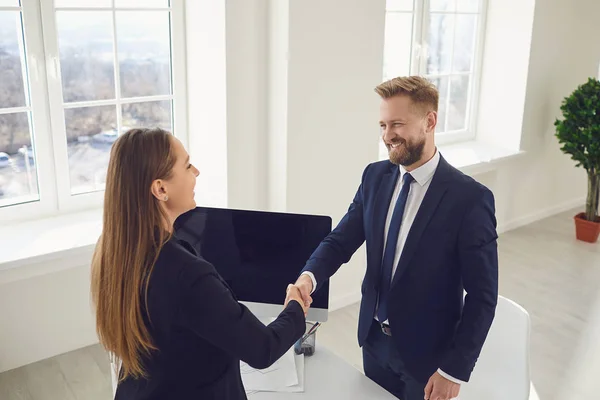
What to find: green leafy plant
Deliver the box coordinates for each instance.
[555,77,600,222]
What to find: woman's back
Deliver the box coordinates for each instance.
[115,235,306,400]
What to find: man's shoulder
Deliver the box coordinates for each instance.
[369,159,394,170]
[362,159,394,180]
[442,160,494,201]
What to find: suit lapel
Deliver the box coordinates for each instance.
[370,164,399,284]
[391,156,452,287]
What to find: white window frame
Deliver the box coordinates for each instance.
[0,1,57,222]
[383,0,489,147]
[0,0,187,223]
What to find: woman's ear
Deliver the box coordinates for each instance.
[150,179,168,201]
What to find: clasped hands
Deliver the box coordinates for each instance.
[284,274,314,316]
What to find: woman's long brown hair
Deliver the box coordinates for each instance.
[91,128,176,381]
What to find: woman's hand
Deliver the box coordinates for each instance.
[285,284,309,316]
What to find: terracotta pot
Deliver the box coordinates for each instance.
[574,213,600,243]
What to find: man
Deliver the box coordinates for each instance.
[295,76,498,400]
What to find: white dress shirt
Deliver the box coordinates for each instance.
[376,150,440,322]
[302,150,464,384]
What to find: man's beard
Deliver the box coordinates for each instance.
[386,136,426,166]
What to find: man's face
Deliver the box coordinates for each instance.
[379,95,436,167]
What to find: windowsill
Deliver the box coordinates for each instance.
[0,140,525,276]
[0,209,103,275]
[439,140,525,176]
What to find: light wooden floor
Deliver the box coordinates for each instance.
[1,208,599,400]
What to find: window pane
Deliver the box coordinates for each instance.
[116,0,169,7]
[117,11,172,98]
[383,12,413,80]
[0,12,27,108]
[386,0,413,12]
[430,0,456,12]
[447,75,470,131]
[426,14,455,75]
[456,0,480,12]
[0,112,39,206]
[0,0,19,7]
[453,15,477,73]
[122,101,172,132]
[429,77,449,133]
[56,11,115,103]
[64,105,116,195]
[54,0,111,8]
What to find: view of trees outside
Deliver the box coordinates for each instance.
[427,5,478,132]
[0,10,38,205]
[0,5,173,203]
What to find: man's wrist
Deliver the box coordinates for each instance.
[299,271,317,294]
[437,369,465,385]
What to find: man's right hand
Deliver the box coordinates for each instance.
[294,274,314,308]
[285,284,308,316]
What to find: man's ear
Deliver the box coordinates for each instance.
[150,179,167,201]
[426,111,438,133]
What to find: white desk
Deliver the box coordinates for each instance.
[248,347,396,399]
[111,347,395,399]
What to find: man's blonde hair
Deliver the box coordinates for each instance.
[375,76,439,114]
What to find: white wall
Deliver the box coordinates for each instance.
[186,0,228,208]
[266,0,290,212]
[1,0,599,373]
[476,0,536,151]
[0,250,97,373]
[489,0,598,231]
[266,0,386,309]
[225,0,269,210]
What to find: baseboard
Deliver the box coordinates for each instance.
[498,197,585,234]
[329,290,361,312]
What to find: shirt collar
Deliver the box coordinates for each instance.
[399,149,440,187]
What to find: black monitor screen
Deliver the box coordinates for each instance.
[174,207,331,310]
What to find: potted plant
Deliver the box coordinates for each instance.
[555,77,600,243]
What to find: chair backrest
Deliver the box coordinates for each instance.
[459,295,531,400]
[110,356,120,399]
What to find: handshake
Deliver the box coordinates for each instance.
[284,274,315,317]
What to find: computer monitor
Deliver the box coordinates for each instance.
[175,207,331,322]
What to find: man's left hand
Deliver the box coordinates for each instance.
[424,371,460,400]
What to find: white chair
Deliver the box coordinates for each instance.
[110,355,120,399]
[459,295,532,400]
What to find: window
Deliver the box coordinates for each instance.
[0,3,40,208]
[382,0,487,145]
[0,0,186,222]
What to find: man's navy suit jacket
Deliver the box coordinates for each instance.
[302,155,498,383]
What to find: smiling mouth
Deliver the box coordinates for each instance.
[388,142,403,149]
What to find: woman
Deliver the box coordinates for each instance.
[91,128,307,399]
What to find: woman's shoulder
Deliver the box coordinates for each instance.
[155,236,217,283]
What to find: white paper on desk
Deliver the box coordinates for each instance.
[242,348,305,394]
[284,352,304,393]
[265,351,304,393]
